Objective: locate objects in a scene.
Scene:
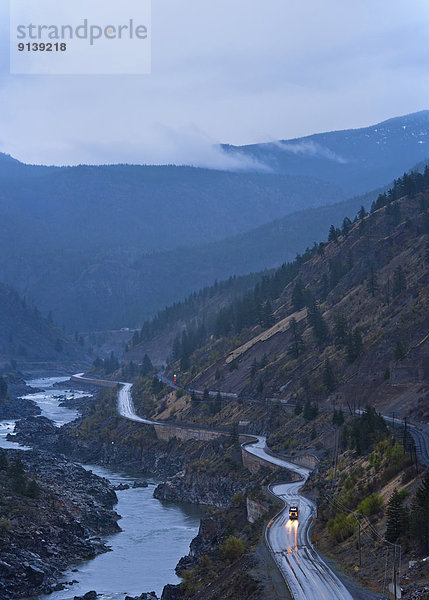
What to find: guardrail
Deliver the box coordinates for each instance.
[241,437,322,600]
[76,372,320,599]
[263,483,296,600]
[70,374,118,388]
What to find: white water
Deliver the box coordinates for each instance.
[0,376,84,450]
[0,419,30,450]
[2,376,202,600]
[20,376,86,426]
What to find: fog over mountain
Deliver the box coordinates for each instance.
[225,111,429,193]
[0,111,427,330]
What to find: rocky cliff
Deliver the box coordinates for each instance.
[0,449,119,600]
[153,467,244,507]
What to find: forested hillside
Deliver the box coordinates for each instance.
[0,111,427,331]
[0,159,345,331]
[133,167,428,419]
[121,167,429,599]
[0,283,86,368]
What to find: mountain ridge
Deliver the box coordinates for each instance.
[0,110,427,331]
[224,110,429,193]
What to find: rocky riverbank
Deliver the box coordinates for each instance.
[9,415,185,477]
[153,466,245,507]
[7,389,273,600]
[0,448,120,600]
[0,373,42,420]
[9,411,253,508]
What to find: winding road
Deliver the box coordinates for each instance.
[118,382,161,425]
[245,436,354,600]
[72,374,355,599]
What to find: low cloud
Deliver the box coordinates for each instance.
[43,124,270,170]
[0,0,427,167]
[272,140,349,164]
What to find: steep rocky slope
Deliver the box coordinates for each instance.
[167,184,428,421]
[0,449,119,600]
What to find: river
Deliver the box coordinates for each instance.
[0,376,202,600]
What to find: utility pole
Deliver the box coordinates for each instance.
[413,442,419,474]
[393,544,398,600]
[392,412,395,432]
[357,515,361,567]
[404,417,411,454]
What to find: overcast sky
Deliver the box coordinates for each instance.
[0,0,428,166]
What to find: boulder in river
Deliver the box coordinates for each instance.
[124,594,158,600]
[114,483,130,491]
[74,591,97,600]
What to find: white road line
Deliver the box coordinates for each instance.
[73,374,354,599]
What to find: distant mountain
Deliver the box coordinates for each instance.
[225,110,429,194]
[0,111,427,331]
[5,185,382,331]
[0,161,346,257]
[0,160,347,331]
[0,283,87,368]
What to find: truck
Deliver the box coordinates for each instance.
[289,501,299,520]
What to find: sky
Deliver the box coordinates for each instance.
[0,0,428,167]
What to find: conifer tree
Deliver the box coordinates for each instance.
[346,329,363,363]
[0,376,7,399]
[0,450,8,470]
[323,358,337,393]
[250,358,258,379]
[25,479,40,499]
[366,263,379,297]
[261,300,275,328]
[289,317,305,358]
[320,274,330,300]
[385,489,408,543]
[328,224,338,243]
[292,279,305,311]
[333,313,348,347]
[394,340,407,360]
[342,217,352,237]
[333,408,345,426]
[140,354,153,376]
[307,298,329,345]
[410,470,429,552]
[303,400,318,421]
[358,205,367,220]
[231,422,240,448]
[392,265,407,297]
